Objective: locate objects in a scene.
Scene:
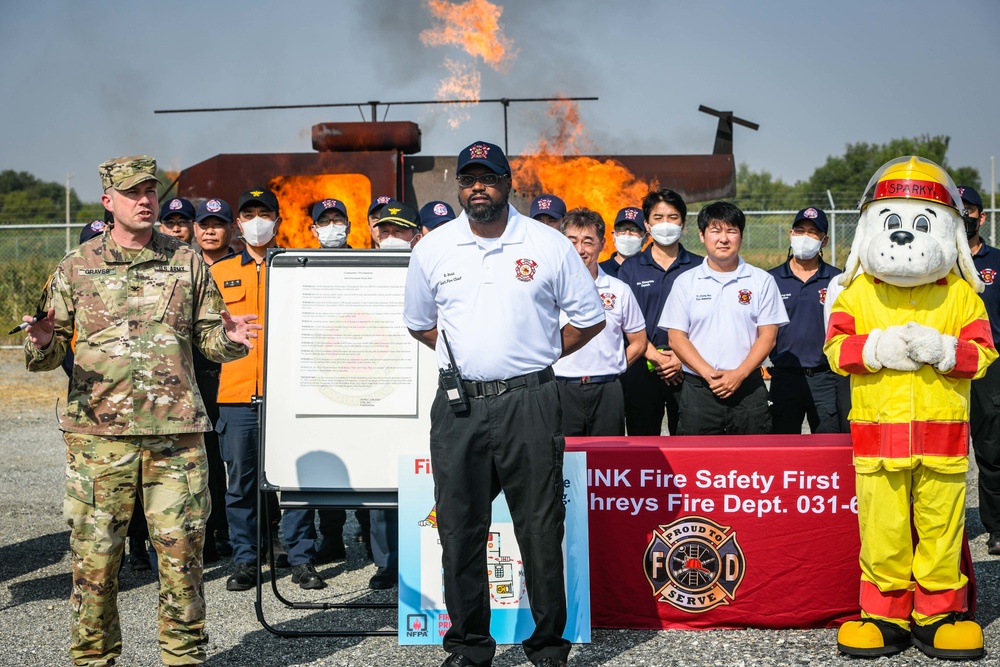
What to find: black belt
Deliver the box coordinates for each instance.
[461,367,554,398]
[771,365,832,377]
[555,374,618,385]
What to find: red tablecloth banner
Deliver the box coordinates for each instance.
[566,434,860,630]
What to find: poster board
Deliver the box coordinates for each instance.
[261,249,438,503]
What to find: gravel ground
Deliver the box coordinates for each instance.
[1,349,998,667]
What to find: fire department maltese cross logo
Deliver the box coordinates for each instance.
[737,289,753,305]
[433,203,448,216]
[168,199,183,211]
[818,287,827,304]
[206,199,222,213]
[537,198,552,210]
[469,143,490,159]
[981,268,996,286]
[623,208,639,220]
[644,516,746,613]
[515,258,538,282]
[600,292,616,310]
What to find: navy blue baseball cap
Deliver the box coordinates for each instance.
[159,197,196,221]
[376,199,421,229]
[368,195,393,217]
[237,187,279,214]
[456,140,510,175]
[311,198,348,222]
[530,194,566,221]
[196,198,233,224]
[419,201,456,229]
[958,185,984,210]
[80,219,106,244]
[614,207,645,229]
[792,207,829,235]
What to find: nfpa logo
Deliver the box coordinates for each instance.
[643,516,746,613]
[406,614,429,638]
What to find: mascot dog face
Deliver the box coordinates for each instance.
[841,155,982,293]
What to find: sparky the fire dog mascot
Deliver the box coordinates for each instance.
[825,156,997,660]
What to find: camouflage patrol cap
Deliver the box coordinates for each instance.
[98,155,161,192]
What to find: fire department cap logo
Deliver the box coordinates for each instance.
[818,287,828,304]
[206,199,222,213]
[737,289,752,305]
[433,203,448,216]
[624,208,639,220]
[168,199,183,211]
[377,196,391,204]
[515,258,538,282]
[803,208,818,219]
[90,220,106,233]
[537,198,552,210]
[322,199,339,210]
[600,292,617,310]
[981,268,996,286]
[469,143,490,159]
[644,516,746,613]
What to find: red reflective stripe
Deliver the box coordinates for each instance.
[914,584,968,617]
[827,311,856,338]
[838,335,871,374]
[873,179,955,208]
[952,340,981,378]
[851,422,969,458]
[861,580,913,620]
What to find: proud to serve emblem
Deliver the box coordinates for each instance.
[643,516,746,613]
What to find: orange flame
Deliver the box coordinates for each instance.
[512,100,656,261]
[268,174,374,250]
[420,0,517,70]
[435,58,482,129]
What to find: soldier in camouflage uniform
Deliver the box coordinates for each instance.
[23,156,262,667]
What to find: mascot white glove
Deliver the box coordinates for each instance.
[863,326,921,372]
[905,321,958,372]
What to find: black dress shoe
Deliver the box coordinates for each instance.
[441,653,490,667]
[368,566,398,590]
[988,531,1000,555]
[535,659,568,667]
[291,563,327,590]
[226,562,257,591]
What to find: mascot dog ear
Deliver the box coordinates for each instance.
[838,213,867,288]
[954,223,985,293]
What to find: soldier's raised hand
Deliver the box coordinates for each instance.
[220,310,263,348]
[24,308,55,349]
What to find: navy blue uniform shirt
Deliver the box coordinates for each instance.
[973,243,1000,344]
[767,257,841,369]
[618,244,702,348]
[598,254,624,279]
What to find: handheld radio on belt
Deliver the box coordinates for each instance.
[439,330,470,413]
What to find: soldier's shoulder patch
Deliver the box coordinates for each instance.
[79,267,116,276]
[224,279,241,288]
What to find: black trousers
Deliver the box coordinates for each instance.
[430,378,570,665]
[676,372,771,435]
[971,361,1000,533]
[195,366,229,538]
[556,379,625,436]
[768,368,849,434]
[622,359,681,435]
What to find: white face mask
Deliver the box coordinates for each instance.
[790,235,823,260]
[378,236,412,250]
[240,216,277,247]
[649,222,683,246]
[317,224,347,248]
[614,234,644,257]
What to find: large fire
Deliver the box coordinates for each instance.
[512,100,657,261]
[269,174,375,250]
[420,0,517,128]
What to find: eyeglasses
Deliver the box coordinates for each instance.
[161,219,192,227]
[313,219,347,228]
[456,173,504,188]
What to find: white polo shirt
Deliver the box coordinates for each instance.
[404,205,606,381]
[659,257,788,375]
[554,268,645,377]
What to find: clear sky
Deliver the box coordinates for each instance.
[2,0,998,203]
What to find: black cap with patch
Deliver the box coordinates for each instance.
[376,199,421,229]
[237,187,280,214]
